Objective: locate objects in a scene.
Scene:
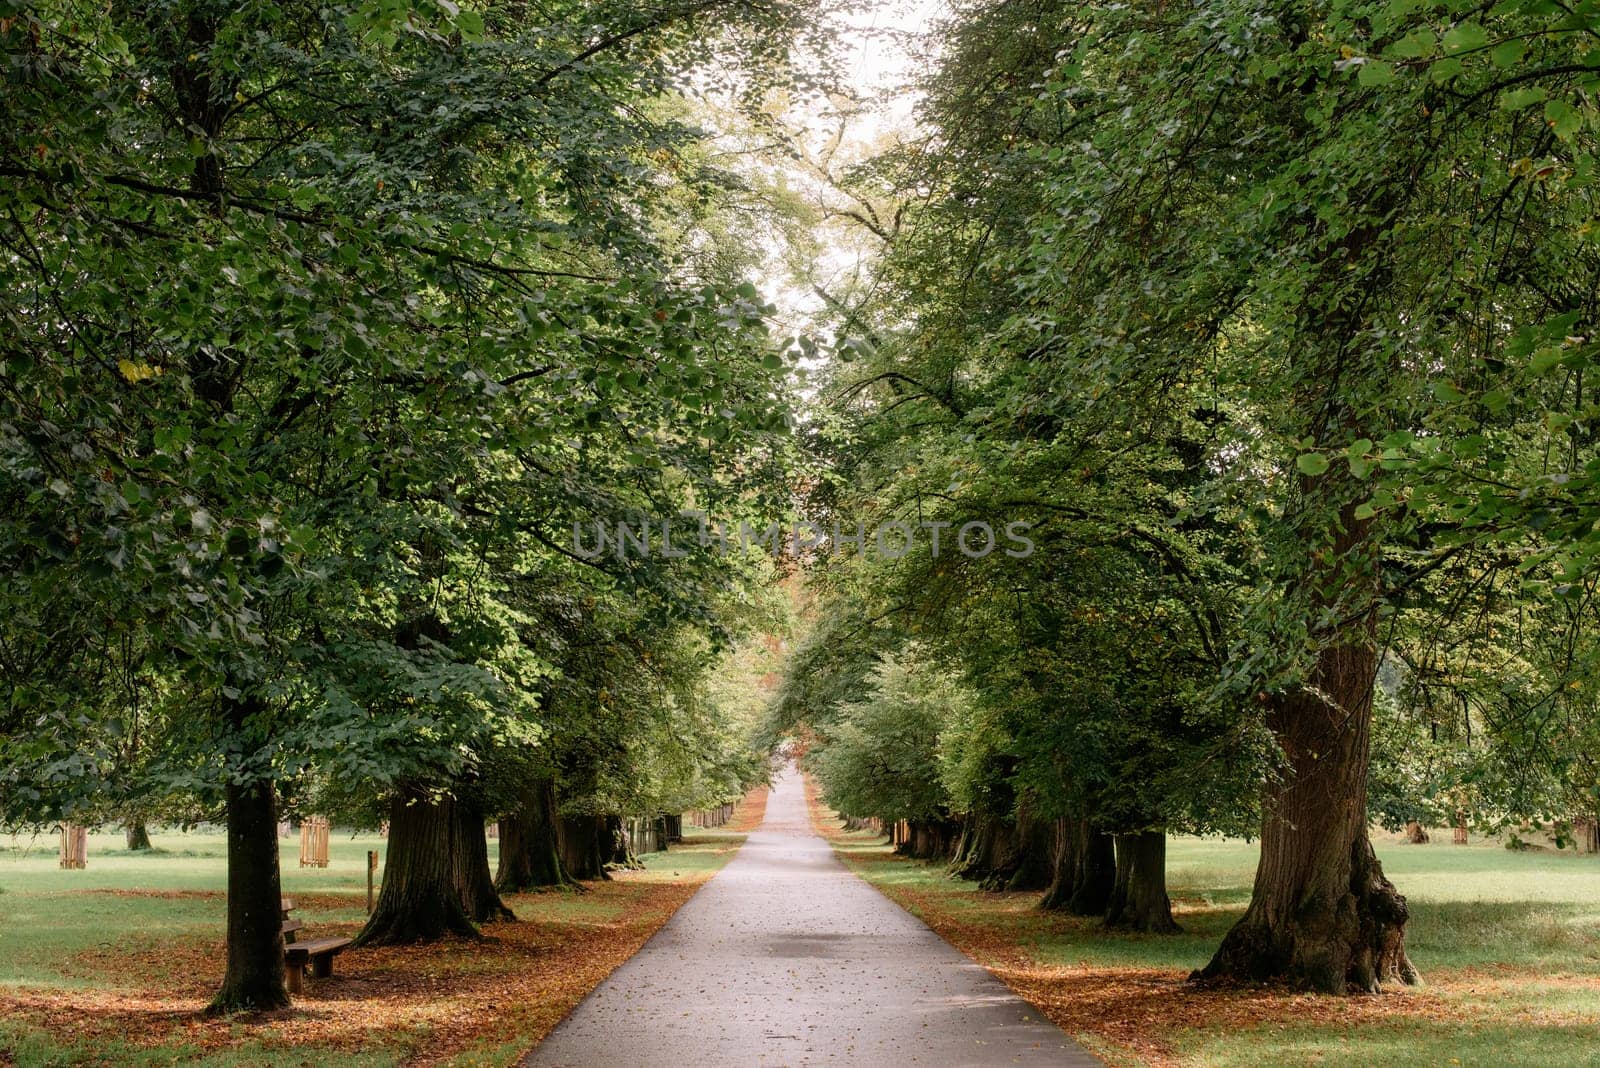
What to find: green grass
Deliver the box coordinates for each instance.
[0,1024,406,1068]
[827,823,1600,1067]
[0,828,393,991]
[1185,1019,1600,1068]
[0,824,749,1067]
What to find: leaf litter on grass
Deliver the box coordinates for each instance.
[803,776,1596,1068]
[0,788,767,1067]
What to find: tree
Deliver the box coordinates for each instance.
[811,649,964,858]
[861,0,1600,990]
[3,0,823,1007]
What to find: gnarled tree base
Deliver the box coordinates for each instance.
[1193,835,1419,993]
[453,799,515,924]
[125,820,153,851]
[949,812,1015,885]
[1003,807,1056,893]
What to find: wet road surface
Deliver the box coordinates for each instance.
[523,765,1100,1067]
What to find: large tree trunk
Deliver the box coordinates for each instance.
[1005,806,1057,892]
[1105,831,1179,933]
[209,774,289,1013]
[903,817,960,861]
[1195,630,1418,992]
[1188,91,1418,990]
[496,778,574,891]
[451,798,514,923]
[603,814,634,867]
[1039,815,1114,915]
[356,788,479,945]
[951,811,1022,888]
[557,812,611,881]
[124,819,153,851]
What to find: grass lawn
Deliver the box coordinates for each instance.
[0,790,766,1067]
[807,785,1600,1067]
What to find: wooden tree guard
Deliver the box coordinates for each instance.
[366,850,379,913]
[1452,813,1469,845]
[687,803,735,830]
[299,816,330,868]
[1575,817,1599,854]
[58,824,87,869]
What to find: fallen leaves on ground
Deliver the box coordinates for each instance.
[0,789,764,1067]
[802,778,1593,1068]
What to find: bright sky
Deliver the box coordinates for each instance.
[755,0,946,339]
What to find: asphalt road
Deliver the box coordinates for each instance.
[523,764,1100,1067]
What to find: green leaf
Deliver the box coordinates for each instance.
[1500,86,1547,110]
[1296,453,1331,477]
[1490,39,1527,68]
[1545,99,1583,140]
[1442,22,1489,54]
[1387,30,1436,59]
[1530,346,1565,375]
[1358,60,1397,87]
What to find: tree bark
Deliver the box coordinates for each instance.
[356,788,480,945]
[1105,831,1179,933]
[557,812,611,881]
[496,778,574,891]
[1005,806,1057,892]
[903,817,960,861]
[1195,625,1418,991]
[1067,822,1114,915]
[603,814,634,867]
[951,811,1019,888]
[1039,815,1114,915]
[451,797,514,923]
[209,775,289,1013]
[1038,815,1076,910]
[125,819,153,851]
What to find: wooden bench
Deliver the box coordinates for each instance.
[280,897,352,994]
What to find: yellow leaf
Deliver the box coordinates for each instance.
[117,359,163,384]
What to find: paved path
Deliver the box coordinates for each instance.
[525,766,1099,1067]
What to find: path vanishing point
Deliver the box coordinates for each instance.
[524,764,1100,1067]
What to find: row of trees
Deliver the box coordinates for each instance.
[1,0,821,1011]
[782,0,1600,994]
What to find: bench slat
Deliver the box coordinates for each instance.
[284,936,351,958]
